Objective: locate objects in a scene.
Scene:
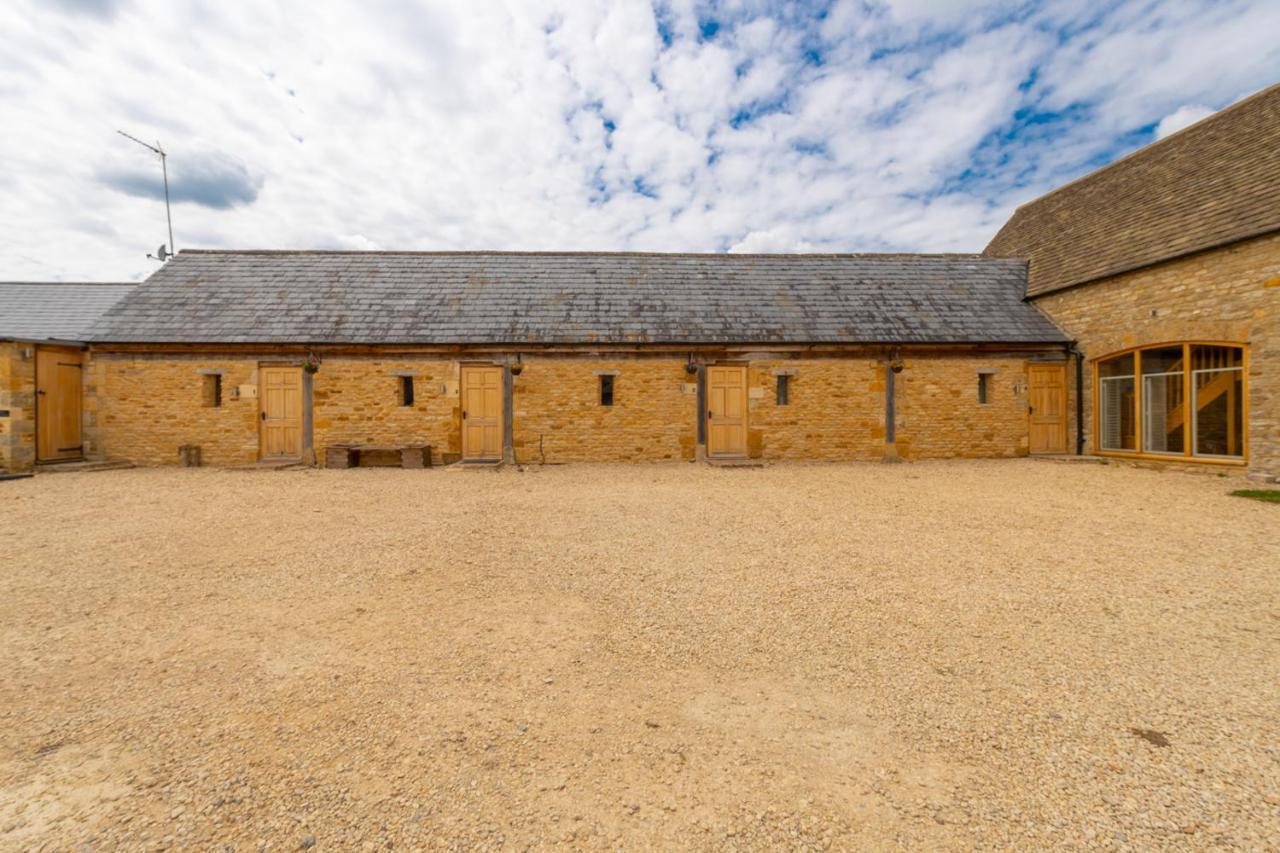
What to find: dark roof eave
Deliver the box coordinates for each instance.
[0,336,89,345]
[88,338,1071,347]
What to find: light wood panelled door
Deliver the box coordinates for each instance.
[259,367,303,459]
[706,364,748,457]
[35,347,83,462]
[1028,363,1068,454]
[461,365,504,460]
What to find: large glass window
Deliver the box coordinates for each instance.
[1141,346,1184,455]
[1191,345,1244,458]
[1096,343,1245,461]
[1098,353,1136,451]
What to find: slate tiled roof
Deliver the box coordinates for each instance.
[0,282,137,342]
[985,83,1280,297]
[88,250,1067,345]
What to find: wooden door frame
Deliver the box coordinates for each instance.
[258,364,305,460]
[705,362,749,458]
[34,344,85,463]
[460,362,508,462]
[1026,361,1068,455]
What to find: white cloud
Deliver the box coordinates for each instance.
[728,228,802,253]
[0,0,1277,281]
[1155,104,1215,139]
[326,234,384,251]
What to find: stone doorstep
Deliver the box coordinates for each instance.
[228,459,308,472]
[706,457,766,468]
[1031,454,1103,462]
[34,459,135,474]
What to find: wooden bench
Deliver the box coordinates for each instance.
[325,444,431,469]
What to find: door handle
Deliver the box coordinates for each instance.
[1028,405,1035,414]
[707,411,713,419]
[462,411,468,420]
[261,411,266,421]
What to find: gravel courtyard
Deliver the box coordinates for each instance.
[1,461,1277,850]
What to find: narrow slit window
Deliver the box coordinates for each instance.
[202,374,222,408]
[399,376,415,407]
[599,374,614,406]
[977,373,990,404]
[776,374,790,405]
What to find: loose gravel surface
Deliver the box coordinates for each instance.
[1,460,1277,851]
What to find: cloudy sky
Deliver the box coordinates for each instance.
[2,0,1277,281]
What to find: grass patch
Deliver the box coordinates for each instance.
[1230,489,1280,504]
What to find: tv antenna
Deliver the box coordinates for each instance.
[117,130,175,261]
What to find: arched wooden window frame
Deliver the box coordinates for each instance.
[1092,341,1248,464]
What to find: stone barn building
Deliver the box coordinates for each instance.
[79,252,1071,468]
[0,283,134,474]
[2,83,1274,480]
[986,82,1279,482]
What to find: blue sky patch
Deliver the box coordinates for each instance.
[730,95,788,129]
[791,139,829,158]
[632,176,658,199]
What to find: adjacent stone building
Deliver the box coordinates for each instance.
[0,283,134,474]
[986,83,1279,482]
[80,251,1072,468]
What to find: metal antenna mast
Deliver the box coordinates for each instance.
[117,130,175,260]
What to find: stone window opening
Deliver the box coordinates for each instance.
[599,374,614,407]
[399,376,415,407]
[977,373,990,405]
[201,374,221,408]
[776,374,790,405]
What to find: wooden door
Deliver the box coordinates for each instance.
[259,367,302,459]
[1027,363,1067,454]
[461,365,504,460]
[706,365,748,457]
[35,347,83,462]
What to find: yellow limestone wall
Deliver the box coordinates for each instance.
[311,359,459,458]
[0,342,36,472]
[747,356,1037,460]
[90,352,1051,466]
[91,356,261,466]
[1034,231,1280,481]
[90,356,463,466]
[747,359,884,460]
[512,358,696,462]
[894,357,1038,459]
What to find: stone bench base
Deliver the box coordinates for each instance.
[326,445,431,469]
